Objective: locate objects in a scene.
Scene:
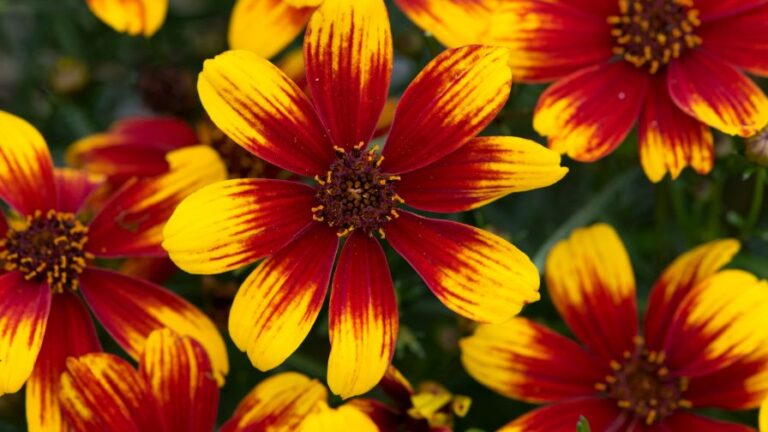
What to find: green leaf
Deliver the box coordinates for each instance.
[576,416,591,432]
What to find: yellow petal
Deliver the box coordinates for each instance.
[228,0,315,58]
[298,402,378,432]
[85,0,167,37]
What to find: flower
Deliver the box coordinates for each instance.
[460,223,768,430]
[395,0,768,182]
[163,0,567,399]
[761,398,768,432]
[0,111,229,432]
[85,0,167,37]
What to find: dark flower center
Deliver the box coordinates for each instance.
[596,337,691,425]
[0,211,91,293]
[207,133,269,179]
[609,0,702,73]
[313,145,402,237]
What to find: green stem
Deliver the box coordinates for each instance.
[740,167,766,239]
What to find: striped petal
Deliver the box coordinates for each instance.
[229,224,338,371]
[0,111,56,216]
[198,50,334,176]
[328,232,398,399]
[384,211,540,323]
[695,0,768,21]
[381,45,512,174]
[668,50,768,137]
[298,402,378,432]
[54,168,104,214]
[460,318,607,403]
[26,293,101,432]
[639,75,714,183]
[686,356,768,409]
[163,179,316,274]
[396,137,568,213]
[79,268,229,384]
[59,353,164,431]
[545,224,637,361]
[85,0,167,37]
[228,0,315,59]
[87,145,226,257]
[499,398,622,432]
[139,329,219,432]
[304,0,392,150]
[644,239,740,351]
[393,0,496,48]
[699,5,768,77]
[221,372,328,432]
[534,62,649,163]
[0,272,51,396]
[661,412,755,432]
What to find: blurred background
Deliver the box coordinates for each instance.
[0,0,766,429]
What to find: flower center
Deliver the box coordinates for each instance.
[312,145,402,237]
[207,135,268,179]
[596,337,691,425]
[0,211,91,293]
[609,0,702,74]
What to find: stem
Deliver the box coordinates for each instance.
[740,167,766,239]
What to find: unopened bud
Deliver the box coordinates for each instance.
[746,126,768,166]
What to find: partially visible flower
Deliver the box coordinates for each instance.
[0,111,228,432]
[761,398,767,432]
[85,0,167,37]
[138,67,198,117]
[747,126,768,166]
[395,0,768,182]
[461,224,768,430]
[165,0,567,399]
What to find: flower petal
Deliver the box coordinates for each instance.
[686,356,768,409]
[328,232,398,399]
[384,211,540,323]
[220,372,328,432]
[345,399,401,432]
[79,268,229,384]
[460,318,607,403]
[26,293,101,432]
[545,224,637,361]
[163,179,316,274]
[643,239,739,351]
[298,402,379,432]
[661,411,755,432]
[381,45,512,174]
[0,272,51,396]
[87,145,226,257]
[139,329,219,432]
[59,353,165,431]
[304,0,392,150]
[668,50,768,137]
[699,5,768,76]
[499,398,623,432]
[85,0,167,37]
[694,0,768,21]
[228,0,315,59]
[393,0,496,48]
[54,168,104,214]
[762,397,768,432]
[663,270,768,376]
[198,49,334,176]
[229,224,338,371]
[0,111,57,215]
[534,62,649,162]
[397,137,568,213]
[639,75,714,182]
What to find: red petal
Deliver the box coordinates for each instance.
[660,412,754,431]
[328,232,397,398]
[378,366,414,409]
[304,0,392,150]
[54,168,104,214]
[686,356,768,410]
[345,399,401,432]
[534,62,649,162]
[694,0,768,21]
[381,45,512,174]
[638,75,714,183]
[384,211,540,323]
[0,111,57,215]
[499,398,624,431]
[26,293,101,432]
[79,268,229,383]
[699,5,768,77]
[139,329,219,432]
[668,50,768,137]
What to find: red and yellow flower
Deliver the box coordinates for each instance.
[396,0,768,182]
[0,111,229,432]
[163,0,567,399]
[85,0,167,37]
[461,223,768,430]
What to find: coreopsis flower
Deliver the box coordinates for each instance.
[0,111,229,432]
[85,0,167,37]
[350,366,471,432]
[164,0,567,399]
[395,0,768,183]
[461,224,768,431]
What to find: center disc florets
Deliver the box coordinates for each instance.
[596,337,691,425]
[609,0,702,73]
[312,145,402,237]
[0,210,91,293]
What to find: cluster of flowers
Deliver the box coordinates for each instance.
[0,0,766,430]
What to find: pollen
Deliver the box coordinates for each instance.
[608,0,702,74]
[313,144,402,237]
[597,336,690,425]
[0,210,91,293]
